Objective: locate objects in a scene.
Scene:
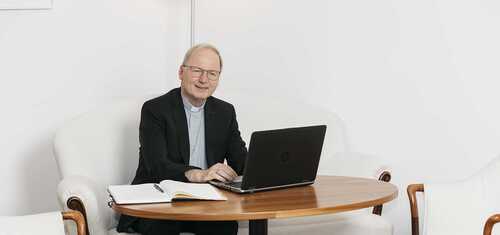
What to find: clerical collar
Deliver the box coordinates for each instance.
[181,94,206,112]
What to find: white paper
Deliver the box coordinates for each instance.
[160,180,227,200]
[108,181,226,205]
[108,183,172,205]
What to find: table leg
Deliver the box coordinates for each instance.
[249,219,268,235]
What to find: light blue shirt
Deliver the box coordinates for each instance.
[181,95,207,169]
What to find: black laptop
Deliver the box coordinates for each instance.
[209,125,327,193]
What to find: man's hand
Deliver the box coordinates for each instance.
[185,163,238,183]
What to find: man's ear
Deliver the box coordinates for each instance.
[178,66,184,81]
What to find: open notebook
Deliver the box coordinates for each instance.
[108,180,227,205]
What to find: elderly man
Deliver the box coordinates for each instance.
[117,43,247,235]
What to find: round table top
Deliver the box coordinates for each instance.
[112,175,398,221]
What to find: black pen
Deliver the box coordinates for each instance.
[154,183,164,193]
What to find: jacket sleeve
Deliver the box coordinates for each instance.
[139,102,198,182]
[225,105,248,175]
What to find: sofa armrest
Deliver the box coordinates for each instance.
[57,175,109,235]
[62,211,87,235]
[318,151,392,215]
[320,152,391,180]
[407,184,424,235]
[484,214,500,235]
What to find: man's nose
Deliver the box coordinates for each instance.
[198,72,209,82]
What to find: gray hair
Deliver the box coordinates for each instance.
[182,43,223,71]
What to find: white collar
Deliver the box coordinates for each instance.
[181,94,205,113]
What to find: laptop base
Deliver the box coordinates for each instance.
[210,180,314,194]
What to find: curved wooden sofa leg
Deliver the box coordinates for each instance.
[62,210,87,235]
[484,214,500,235]
[372,171,392,215]
[407,184,424,235]
[67,197,90,235]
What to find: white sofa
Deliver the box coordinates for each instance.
[408,155,500,235]
[54,91,393,235]
[0,211,86,235]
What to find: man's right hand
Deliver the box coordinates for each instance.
[185,163,238,183]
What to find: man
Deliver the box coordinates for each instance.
[117,43,247,235]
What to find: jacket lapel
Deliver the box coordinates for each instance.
[204,97,216,166]
[172,89,191,165]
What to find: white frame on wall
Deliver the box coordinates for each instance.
[190,0,196,46]
[0,0,52,10]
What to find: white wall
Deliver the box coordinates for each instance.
[2,0,500,234]
[0,0,190,215]
[195,0,500,234]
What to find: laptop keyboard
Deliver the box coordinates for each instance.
[227,181,242,188]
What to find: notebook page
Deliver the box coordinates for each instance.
[160,180,227,200]
[108,183,172,204]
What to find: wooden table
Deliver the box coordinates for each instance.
[112,175,398,235]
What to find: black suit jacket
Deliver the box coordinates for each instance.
[117,88,247,232]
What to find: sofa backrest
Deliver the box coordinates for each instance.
[54,93,350,186]
[217,91,350,175]
[54,98,145,186]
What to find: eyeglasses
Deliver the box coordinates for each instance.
[182,65,221,81]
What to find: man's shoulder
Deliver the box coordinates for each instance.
[142,88,180,112]
[208,95,235,112]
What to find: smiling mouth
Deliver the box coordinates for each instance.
[195,85,209,90]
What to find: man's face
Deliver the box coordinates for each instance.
[179,48,221,105]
